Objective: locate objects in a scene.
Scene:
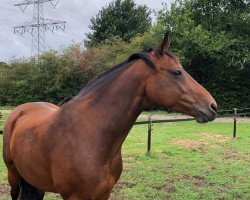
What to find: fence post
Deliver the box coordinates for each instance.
[233,108,237,139]
[0,111,2,135]
[147,115,152,156]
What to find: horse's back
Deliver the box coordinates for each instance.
[3,102,58,161]
[4,102,58,138]
[3,102,59,191]
[10,102,58,117]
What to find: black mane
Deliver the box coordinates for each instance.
[77,48,155,96]
[58,96,73,107]
[59,46,178,106]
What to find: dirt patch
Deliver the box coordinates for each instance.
[171,133,230,150]
[221,149,248,160]
[223,151,239,159]
[0,185,10,198]
[209,144,219,148]
[165,173,207,191]
[114,182,125,190]
[200,133,230,142]
[182,174,206,186]
[109,190,124,200]
[163,184,176,192]
[171,139,206,149]
[114,181,136,190]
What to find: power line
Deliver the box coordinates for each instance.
[0,6,33,18]
[13,0,66,58]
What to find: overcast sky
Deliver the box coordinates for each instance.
[0,0,171,62]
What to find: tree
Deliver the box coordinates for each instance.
[85,0,152,47]
[190,0,250,36]
[0,45,96,105]
[156,0,249,109]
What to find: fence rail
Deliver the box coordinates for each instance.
[217,108,250,112]
[140,109,250,156]
[135,112,250,125]
[0,109,249,136]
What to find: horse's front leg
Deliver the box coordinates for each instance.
[96,189,112,200]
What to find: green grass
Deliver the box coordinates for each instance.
[0,106,14,110]
[0,113,249,200]
[142,110,181,116]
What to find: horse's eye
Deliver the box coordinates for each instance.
[171,70,182,77]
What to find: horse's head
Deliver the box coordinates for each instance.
[145,33,217,123]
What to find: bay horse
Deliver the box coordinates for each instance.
[3,33,217,200]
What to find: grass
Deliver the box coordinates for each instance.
[0,106,14,110]
[0,113,249,200]
[142,110,181,116]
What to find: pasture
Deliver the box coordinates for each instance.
[0,113,249,200]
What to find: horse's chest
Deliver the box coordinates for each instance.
[98,154,123,189]
[53,153,123,199]
[91,155,123,198]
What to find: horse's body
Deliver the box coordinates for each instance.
[3,33,217,200]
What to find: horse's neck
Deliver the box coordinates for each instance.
[67,61,151,158]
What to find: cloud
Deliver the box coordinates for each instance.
[0,0,170,62]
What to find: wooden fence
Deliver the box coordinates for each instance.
[0,108,249,139]
[0,111,2,134]
[134,108,250,156]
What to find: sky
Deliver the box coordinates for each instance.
[0,0,171,62]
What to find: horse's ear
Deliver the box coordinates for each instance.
[157,32,170,55]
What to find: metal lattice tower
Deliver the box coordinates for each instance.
[14,0,66,57]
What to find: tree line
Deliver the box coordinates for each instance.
[0,0,249,109]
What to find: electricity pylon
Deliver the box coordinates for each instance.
[14,0,66,58]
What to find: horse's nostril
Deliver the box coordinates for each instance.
[211,103,217,112]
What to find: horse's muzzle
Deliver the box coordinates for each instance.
[195,104,217,123]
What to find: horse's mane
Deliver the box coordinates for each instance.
[58,46,178,106]
[73,47,156,100]
[83,48,155,91]
[58,96,74,107]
